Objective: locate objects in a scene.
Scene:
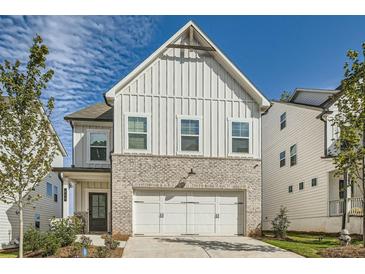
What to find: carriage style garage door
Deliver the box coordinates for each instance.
[133,190,245,236]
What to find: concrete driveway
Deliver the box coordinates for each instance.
[122,236,302,258]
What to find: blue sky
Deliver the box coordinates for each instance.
[1,16,365,165]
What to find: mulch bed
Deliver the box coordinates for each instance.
[56,245,123,258]
[320,245,365,258]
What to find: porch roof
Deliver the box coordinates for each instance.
[53,167,111,181]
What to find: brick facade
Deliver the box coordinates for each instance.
[111,154,262,235]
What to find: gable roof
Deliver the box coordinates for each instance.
[289,88,339,107]
[104,21,270,110]
[64,103,113,122]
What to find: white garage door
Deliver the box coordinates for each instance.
[133,190,245,236]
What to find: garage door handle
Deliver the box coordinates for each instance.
[159,213,164,218]
[215,213,219,218]
[134,201,144,203]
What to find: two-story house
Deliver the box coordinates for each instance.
[262,88,363,234]
[56,21,270,236]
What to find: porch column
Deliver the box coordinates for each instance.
[63,177,70,218]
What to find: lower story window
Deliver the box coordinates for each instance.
[299,182,304,190]
[288,185,293,193]
[34,213,40,229]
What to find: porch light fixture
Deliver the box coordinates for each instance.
[188,168,196,176]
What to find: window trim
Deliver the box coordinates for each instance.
[124,113,151,154]
[46,182,52,198]
[177,115,203,155]
[280,150,286,167]
[280,112,286,130]
[86,128,110,164]
[290,144,297,167]
[228,117,253,157]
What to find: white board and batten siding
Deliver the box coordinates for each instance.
[73,121,113,168]
[113,43,261,159]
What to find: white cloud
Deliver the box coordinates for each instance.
[0,16,159,165]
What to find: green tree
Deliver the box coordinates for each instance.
[0,35,57,257]
[279,90,291,102]
[332,43,365,247]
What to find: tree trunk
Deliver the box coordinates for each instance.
[342,172,348,230]
[363,125,365,247]
[19,204,23,258]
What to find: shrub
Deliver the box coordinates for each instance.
[73,213,86,234]
[70,242,82,258]
[248,224,262,238]
[49,217,79,247]
[80,235,92,248]
[24,227,43,252]
[42,232,61,257]
[104,234,120,250]
[94,246,108,258]
[271,206,290,239]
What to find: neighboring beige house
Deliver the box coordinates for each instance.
[262,88,363,234]
[57,21,270,236]
[0,112,66,249]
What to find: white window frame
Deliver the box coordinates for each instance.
[124,113,151,154]
[290,144,297,167]
[177,115,203,155]
[86,129,110,164]
[228,117,253,157]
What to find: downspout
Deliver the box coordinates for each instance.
[104,91,113,234]
[58,172,64,218]
[70,121,75,168]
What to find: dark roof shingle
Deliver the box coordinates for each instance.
[64,103,113,121]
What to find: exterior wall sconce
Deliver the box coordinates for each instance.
[175,168,196,188]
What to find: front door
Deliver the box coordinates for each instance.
[89,193,107,232]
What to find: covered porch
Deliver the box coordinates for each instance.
[53,167,111,233]
[328,171,364,217]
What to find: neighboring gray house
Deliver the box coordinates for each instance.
[262,88,363,234]
[0,114,66,249]
[57,21,270,236]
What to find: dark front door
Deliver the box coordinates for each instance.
[89,193,107,232]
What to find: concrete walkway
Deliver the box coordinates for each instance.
[122,236,302,258]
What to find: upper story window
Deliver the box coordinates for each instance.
[280,112,286,130]
[87,129,109,163]
[280,151,286,167]
[299,182,304,190]
[228,118,252,156]
[311,178,317,187]
[177,116,202,154]
[53,185,58,202]
[46,182,52,197]
[124,113,151,153]
[290,144,297,166]
[288,185,293,193]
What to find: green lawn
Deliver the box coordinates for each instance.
[0,250,18,258]
[262,232,362,258]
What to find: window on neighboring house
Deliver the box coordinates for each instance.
[231,121,250,154]
[179,118,201,153]
[34,213,40,229]
[311,178,317,187]
[290,144,297,166]
[339,179,345,199]
[46,182,52,197]
[53,185,58,202]
[288,185,293,193]
[280,151,286,167]
[280,112,286,130]
[127,116,148,150]
[89,131,108,161]
[299,182,304,190]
